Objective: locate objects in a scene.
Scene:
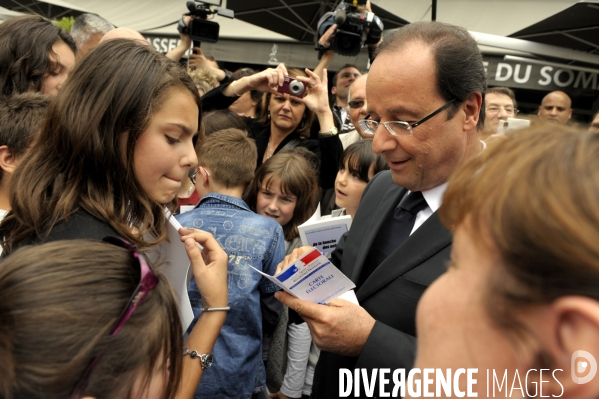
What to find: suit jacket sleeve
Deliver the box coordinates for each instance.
[355,321,416,370]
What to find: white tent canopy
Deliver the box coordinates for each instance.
[6,0,596,68]
[35,0,581,40]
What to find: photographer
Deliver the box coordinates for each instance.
[201,64,343,190]
[313,0,382,134]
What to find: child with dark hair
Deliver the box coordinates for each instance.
[334,140,388,218]
[0,93,51,219]
[0,15,76,96]
[177,128,285,399]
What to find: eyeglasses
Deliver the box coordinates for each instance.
[190,167,209,185]
[348,99,365,109]
[485,106,518,115]
[70,236,159,399]
[358,99,456,136]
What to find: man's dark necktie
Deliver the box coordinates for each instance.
[357,191,428,289]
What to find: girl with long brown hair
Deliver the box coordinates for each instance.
[0,39,200,253]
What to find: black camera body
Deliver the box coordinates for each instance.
[277,76,306,98]
[178,1,234,46]
[316,1,384,57]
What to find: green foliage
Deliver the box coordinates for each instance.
[54,16,75,32]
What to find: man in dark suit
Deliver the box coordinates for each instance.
[274,21,486,398]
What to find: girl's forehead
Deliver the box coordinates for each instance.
[262,173,279,187]
[263,173,295,196]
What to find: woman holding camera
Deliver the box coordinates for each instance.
[201,64,342,190]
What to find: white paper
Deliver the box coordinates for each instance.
[496,117,531,134]
[250,248,355,304]
[298,215,352,258]
[145,211,200,332]
[338,289,359,305]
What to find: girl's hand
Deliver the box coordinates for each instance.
[296,68,331,116]
[179,227,228,309]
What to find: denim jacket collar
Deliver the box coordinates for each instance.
[195,192,250,212]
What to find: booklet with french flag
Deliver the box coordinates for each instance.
[249,248,356,304]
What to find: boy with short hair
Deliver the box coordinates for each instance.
[176,128,285,399]
[0,93,51,219]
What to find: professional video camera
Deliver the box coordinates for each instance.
[178,0,234,47]
[316,0,384,57]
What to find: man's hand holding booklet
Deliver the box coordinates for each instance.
[249,247,357,305]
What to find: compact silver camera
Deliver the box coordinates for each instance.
[277,76,306,98]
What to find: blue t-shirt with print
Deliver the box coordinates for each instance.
[176,193,285,399]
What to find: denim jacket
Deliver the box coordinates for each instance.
[176,193,285,399]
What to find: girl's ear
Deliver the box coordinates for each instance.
[0,145,17,175]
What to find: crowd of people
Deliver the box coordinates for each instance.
[0,8,598,399]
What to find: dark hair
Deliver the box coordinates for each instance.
[339,140,388,183]
[0,93,51,184]
[282,147,320,180]
[377,22,486,130]
[198,128,257,188]
[332,64,360,87]
[231,67,255,81]
[487,86,517,109]
[257,68,315,139]
[441,125,599,331]
[244,151,319,241]
[0,39,201,253]
[0,15,76,96]
[0,240,183,399]
[203,109,248,136]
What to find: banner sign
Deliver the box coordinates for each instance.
[143,34,192,57]
[484,57,599,92]
[141,33,599,93]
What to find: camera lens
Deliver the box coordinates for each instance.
[338,35,357,52]
[289,80,304,95]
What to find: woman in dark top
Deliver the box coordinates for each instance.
[201,64,342,190]
[0,39,201,253]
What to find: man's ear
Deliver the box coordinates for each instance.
[0,145,17,175]
[544,297,599,399]
[331,86,337,96]
[461,92,482,132]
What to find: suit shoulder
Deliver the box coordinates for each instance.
[363,170,396,198]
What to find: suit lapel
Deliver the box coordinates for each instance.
[356,211,452,302]
[348,185,407,282]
